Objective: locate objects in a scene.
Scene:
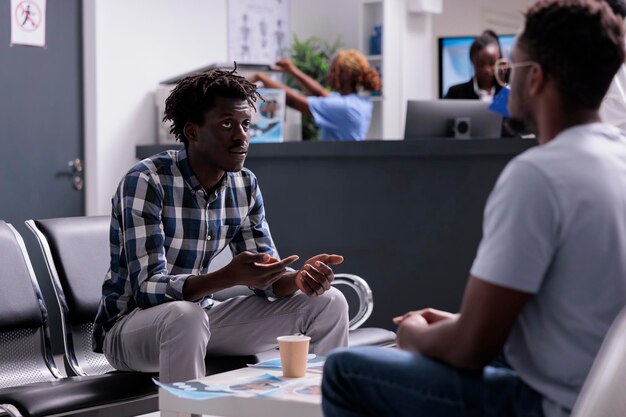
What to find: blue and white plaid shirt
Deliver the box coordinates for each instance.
[93,146,278,352]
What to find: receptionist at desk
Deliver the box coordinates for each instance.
[249,49,381,141]
[445,30,503,103]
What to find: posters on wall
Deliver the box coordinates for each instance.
[250,88,286,143]
[228,0,291,65]
[10,0,46,47]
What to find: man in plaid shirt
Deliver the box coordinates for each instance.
[93,69,349,383]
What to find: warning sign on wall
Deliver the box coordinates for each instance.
[11,0,46,47]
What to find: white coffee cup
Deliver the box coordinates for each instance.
[277,335,311,378]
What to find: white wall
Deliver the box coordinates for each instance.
[433,0,531,38]
[291,0,360,50]
[85,0,359,215]
[84,0,228,215]
[83,0,536,213]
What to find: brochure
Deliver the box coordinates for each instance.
[155,371,321,403]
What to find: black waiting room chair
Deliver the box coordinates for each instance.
[0,220,157,417]
[26,215,395,378]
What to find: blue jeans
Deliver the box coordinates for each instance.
[321,347,544,417]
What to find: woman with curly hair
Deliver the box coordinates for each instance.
[250,49,382,141]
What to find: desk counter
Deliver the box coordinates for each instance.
[136,139,537,330]
[136,138,535,160]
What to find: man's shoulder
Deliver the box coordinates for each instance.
[509,123,626,183]
[127,150,179,178]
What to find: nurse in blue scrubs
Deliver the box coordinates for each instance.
[250,49,382,141]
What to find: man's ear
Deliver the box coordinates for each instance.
[527,64,546,97]
[183,122,196,143]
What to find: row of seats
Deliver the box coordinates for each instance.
[1,215,624,416]
[0,216,396,416]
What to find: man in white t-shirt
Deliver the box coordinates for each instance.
[321,1,626,417]
[600,0,626,129]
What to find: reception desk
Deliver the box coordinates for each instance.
[136,139,536,330]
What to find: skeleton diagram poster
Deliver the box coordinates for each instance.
[228,0,291,65]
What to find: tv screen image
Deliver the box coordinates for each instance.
[404,99,503,140]
[438,34,516,98]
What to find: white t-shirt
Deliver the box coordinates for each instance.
[471,123,626,417]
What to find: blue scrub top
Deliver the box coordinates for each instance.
[307,93,373,141]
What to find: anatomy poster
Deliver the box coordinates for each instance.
[228,0,290,65]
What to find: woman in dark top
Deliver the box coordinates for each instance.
[445,30,502,102]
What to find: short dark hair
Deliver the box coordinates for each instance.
[605,0,626,18]
[520,0,625,110]
[469,30,501,63]
[163,67,262,144]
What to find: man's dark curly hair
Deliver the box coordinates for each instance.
[605,0,626,18]
[163,67,262,144]
[519,0,625,110]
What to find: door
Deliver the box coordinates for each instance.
[0,0,84,355]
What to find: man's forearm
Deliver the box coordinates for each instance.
[182,270,232,301]
[406,318,492,369]
[398,317,482,368]
[404,278,530,370]
[272,270,299,297]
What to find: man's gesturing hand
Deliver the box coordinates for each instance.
[223,251,299,289]
[296,254,344,297]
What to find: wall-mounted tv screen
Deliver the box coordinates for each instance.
[438,34,516,98]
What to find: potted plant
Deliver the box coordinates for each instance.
[285,35,343,140]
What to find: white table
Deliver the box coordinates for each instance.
[159,367,323,417]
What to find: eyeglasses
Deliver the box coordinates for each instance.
[494,58,538,87]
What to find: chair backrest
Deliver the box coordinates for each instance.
[0,221,61,388]
[26,216,116,377]
[571,306,626,417]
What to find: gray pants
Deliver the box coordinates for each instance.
[102,288,349,383]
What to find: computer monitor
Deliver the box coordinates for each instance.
[404,99,503,139]
[438,34,516,98]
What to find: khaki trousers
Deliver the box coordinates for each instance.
[103,288,349,383]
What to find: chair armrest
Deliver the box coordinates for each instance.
[0,404,23,417]
[331,274,373,331]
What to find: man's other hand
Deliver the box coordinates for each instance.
[393,308,457,352]
[296,254,344,297]
[224,251,299,289]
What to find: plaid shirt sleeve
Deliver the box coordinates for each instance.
[228,174,284,298]
[116,171,192,308]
